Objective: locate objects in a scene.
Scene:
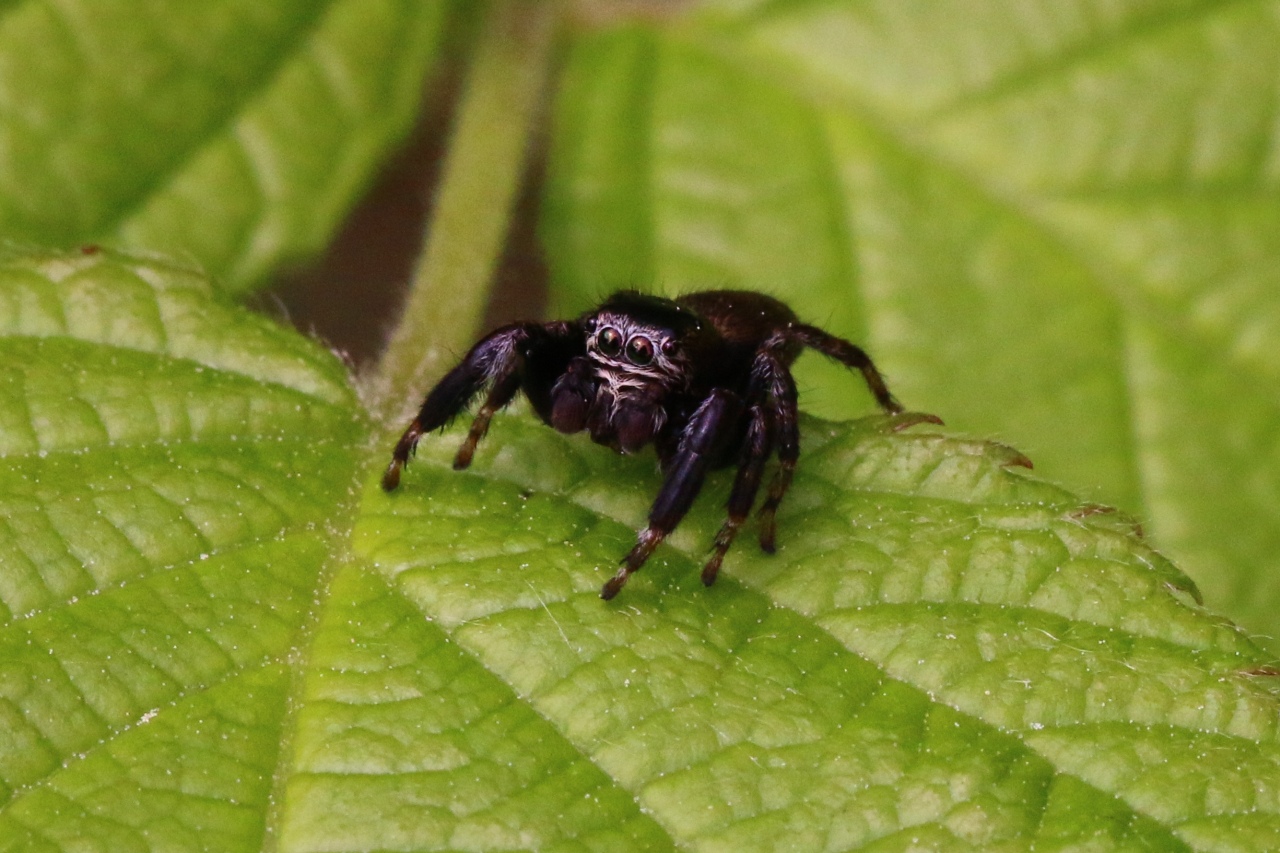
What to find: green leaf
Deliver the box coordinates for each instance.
[4,250,1280,850]
[540,3,1280,648]
[0,0,447,292]
[0,250,362,848]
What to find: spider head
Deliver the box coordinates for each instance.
[581,292,704,452]
[585,292,699,379]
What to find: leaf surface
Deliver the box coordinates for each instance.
[350,414,1280,851]
[0,0,447,291]
[0,250,362,849]
[6,251,1280,850]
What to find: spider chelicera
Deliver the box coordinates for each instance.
[383,289,925,600]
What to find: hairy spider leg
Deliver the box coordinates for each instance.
[791,323,903,415]
[753,341,800,553]
[750,324,904,551]
[702,402,774,587]
[383,358,491,490]
[382,322,576,491]
[602,389,744,600]
[453,369,522,470]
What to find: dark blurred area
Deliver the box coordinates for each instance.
[258,45,549,372]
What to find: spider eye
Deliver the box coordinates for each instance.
[596,327,623,357]
[626,335,655,366]
[660,338,677,357]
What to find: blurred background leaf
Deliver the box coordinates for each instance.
[0,0,447,292]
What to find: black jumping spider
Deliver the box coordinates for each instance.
[383,290,917,599]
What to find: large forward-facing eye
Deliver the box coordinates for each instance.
[625,335,655,366]
[596,326,623,357]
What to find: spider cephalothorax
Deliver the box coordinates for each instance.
[383,289,915,599]
[570,292,707,454]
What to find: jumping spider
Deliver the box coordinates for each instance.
[383,289,919,599]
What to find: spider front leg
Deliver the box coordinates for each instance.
[451,370,522,470]
[601,389,743,600]
[382,322,578,490]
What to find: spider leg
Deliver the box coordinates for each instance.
[702,402,773,587]
[452,369,522,470]
[791,323,903,414]
[754,339,800,554]
[601,389,742,600]
[382,322,579,490]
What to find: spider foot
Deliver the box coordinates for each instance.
[700,556,723,587]
[382,422,425,491]
[602,527,664,599]
[888,411,945,431]
[381,460,404,492]
[454,404,501,470]
[702,518,743,586]
[600,569,630,601]
[757,508,778,554]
